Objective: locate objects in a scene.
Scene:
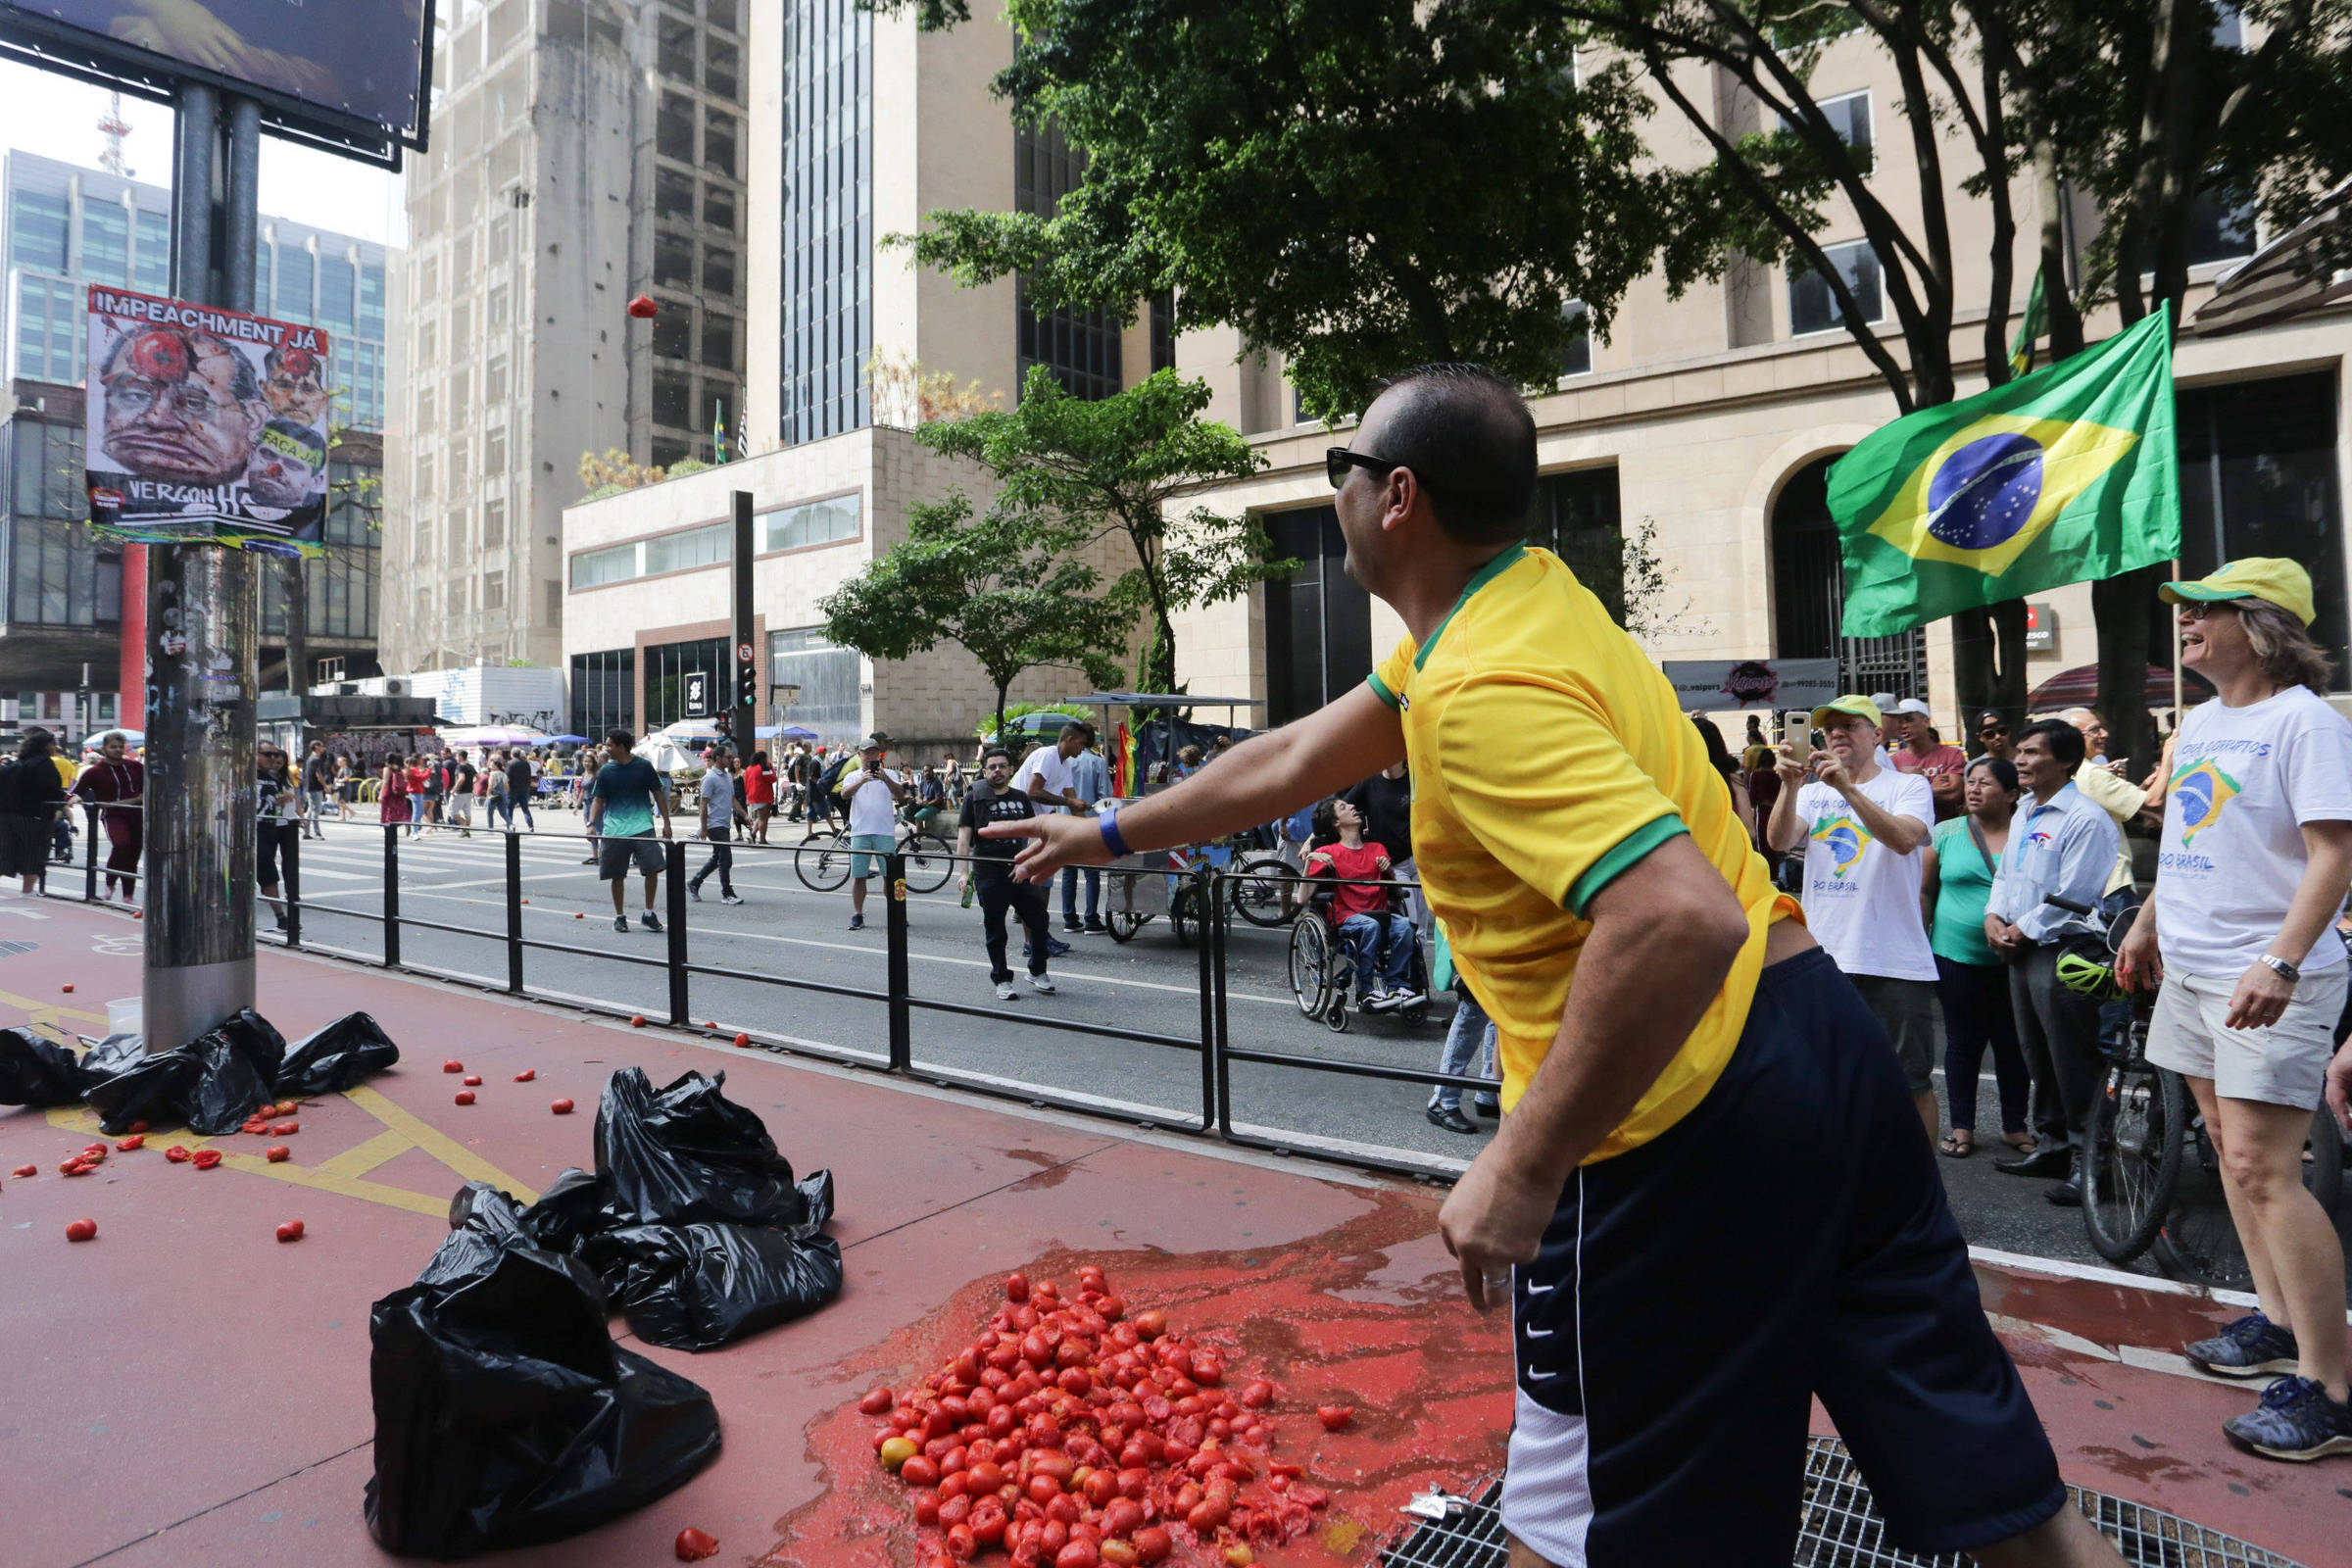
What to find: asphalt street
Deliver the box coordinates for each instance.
[73,809,2350,1285]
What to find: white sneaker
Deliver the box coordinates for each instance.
[721,891,744,905]
[1388,987,1424,1009]
[995,980,1018,1001]
[1028,973,1055,994]
[1363,988,1394,1010]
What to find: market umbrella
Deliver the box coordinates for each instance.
[2026,663,2212,712]
[634,737,700,773]
[654,719,725,744]
[548,734,590,746]
[758,724,818,740]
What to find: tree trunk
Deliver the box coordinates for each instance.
[994,681,1010,749]
[1951,599,2029,747]
[2093,564,2167,779]
[280,556,309,696]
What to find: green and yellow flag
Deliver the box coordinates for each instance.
[1829,308,2179,639]
[2008,263,2048,375]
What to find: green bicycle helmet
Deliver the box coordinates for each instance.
[2056,944,2127,1003]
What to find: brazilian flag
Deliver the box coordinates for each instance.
[1829,309,2180,638]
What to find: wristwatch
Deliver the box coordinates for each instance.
[2258,954,2302,983]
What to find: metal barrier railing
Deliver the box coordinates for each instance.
[30,805,1502,1180]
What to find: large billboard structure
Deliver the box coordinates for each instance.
[0,0,432,167]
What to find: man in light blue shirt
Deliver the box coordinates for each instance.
[1063,728,1110,933]
[1983,718,2122,1204]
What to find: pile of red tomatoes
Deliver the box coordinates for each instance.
[864,1265,1337,1567]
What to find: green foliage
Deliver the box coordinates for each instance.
[896,0,1694,417]
[666,457,716,479]
[915,368,1280,693]
[975,701,1100,741]
[819,490,1132,742]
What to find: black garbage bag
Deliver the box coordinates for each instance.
[582,1171,843,1352]
[76,1008,285,1135]
[275,1011,401,1096]
[0,1026,87,1107]
[516,1166,612,1254]
[365,1182,724,1559]
[594,1067,810,1228]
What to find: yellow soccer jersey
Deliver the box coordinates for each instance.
[1366,545,1794,1160]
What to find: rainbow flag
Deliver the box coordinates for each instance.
[1111,722,1138,797]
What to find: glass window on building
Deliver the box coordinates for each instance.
[360,263,386,338]
[276,243,313,321]
[1014,119,1122,401]
[6,420,118,628]
[484,424,506,473]
[257,237,272,307]
[704,245,737,297]
[768,625,860,741]
[485,355,508,405]
[10,188,67,271]
[760,492,859,553]
[704,107,738,177]
[658,12,697,80]
[81,201,129,286]
[658,92,697,163]
[781,0,872,444]
[318,257,357,334]
[652,435,692,469]
[1558,300,1592,377]
[15,273,83,383]
[643,636,727,729]
[643,520,728,575]
[701,313,735,369]
[653,304,690,360]
[1530,466,1623,621]
[2180,370,2348,688]
[703,182,736,231]
[483,570,505,611]
[657,168,696,220]
[1150,290,1176,374]
[133,208,170,292]
[571,649,637,739]
[482,497,505,548]
[706,35,742,101]
[1261,506,1371,728]
[653,369,695,427]
[1788,240,1884,336]
[655,231,694,286]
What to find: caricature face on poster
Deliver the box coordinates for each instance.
[83,285,330,559]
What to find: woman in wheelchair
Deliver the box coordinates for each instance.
[1304,798,1425,1011]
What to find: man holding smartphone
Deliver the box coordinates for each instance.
[840,733,907,932]
[977,366,2119,1568]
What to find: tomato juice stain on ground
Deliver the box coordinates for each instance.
[759,1186,1511,1566]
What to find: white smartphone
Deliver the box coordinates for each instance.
[1783,711,1812,768]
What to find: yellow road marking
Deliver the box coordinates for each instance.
[215,1148,452,1217]
[343,1085,541,1203]
[315,1127,412,1180]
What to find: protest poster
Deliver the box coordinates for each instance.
[83,284,332,559]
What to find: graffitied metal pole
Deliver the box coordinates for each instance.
[143,89,262,1050]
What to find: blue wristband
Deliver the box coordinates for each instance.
[1099,812,1131,858]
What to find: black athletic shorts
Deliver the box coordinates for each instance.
[1504,947,2063,1565]
[598,834,665,881]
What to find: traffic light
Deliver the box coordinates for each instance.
[737,662,760,708]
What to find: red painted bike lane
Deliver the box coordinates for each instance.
[0,901,2339,1566]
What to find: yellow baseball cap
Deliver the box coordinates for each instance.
[2160,558,2317,626]
[1809,694,1884,729]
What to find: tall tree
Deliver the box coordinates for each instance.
[818,490,1132,743]
[914,368,1277,694]
[899,0,1695,418]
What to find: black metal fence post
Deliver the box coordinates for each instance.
[82,803,98,903]
[381,822,400,967]
[1212,868,1233,1136]
[885,852,911,1073]
[282,829,300,949]
[665,838,689,1026]
[1195,866,1218,1133]
[505,829,524,993]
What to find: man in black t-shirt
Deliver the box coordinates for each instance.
[300,740,333,839]
[504,751,537,834]
[957,746,1055,1002]
[1345,760,1425,936]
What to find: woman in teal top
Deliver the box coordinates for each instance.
[1919,756,2034,1158]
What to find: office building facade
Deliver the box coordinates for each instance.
[380,0,749,676]
[0,149,391,733]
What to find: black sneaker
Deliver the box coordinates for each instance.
[1426,1104,1478,1135]
[2223,1376,2352,1461]
[687,884,704,902]
[848,913,865,931]
[1084,917,1109,934]
[639,911,662,932]
[721,891,744,906]
[2187,1312,2302,1379]
[1063,919,1083,934]
[613,914,629,932]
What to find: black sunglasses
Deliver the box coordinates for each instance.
[1977,724,2007,736]
[1327,446,1403,489]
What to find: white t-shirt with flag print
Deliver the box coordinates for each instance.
[2153,686,2352,978]
[1792,768,1937,982]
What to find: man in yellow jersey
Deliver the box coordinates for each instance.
[984,366,2120,1568]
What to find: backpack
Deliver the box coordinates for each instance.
[815,754,853,798]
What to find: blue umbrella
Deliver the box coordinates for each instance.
[548,734,589,745]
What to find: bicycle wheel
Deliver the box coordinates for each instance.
[794,832,851,893]
[1170,886,1197,949]
[1105,909,1145,942]
[1229,857,1300,928]
[901,833,954,894]
[2155,1103,2344,1290]
[2082,1055,2186,1263]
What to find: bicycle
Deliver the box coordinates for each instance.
[792,812,955,896]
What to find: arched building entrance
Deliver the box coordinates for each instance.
[1770,455,1927,700]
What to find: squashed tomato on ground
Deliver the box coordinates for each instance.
[870,1267,1329,1564]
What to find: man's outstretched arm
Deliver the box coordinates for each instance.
[983,684,1406,882]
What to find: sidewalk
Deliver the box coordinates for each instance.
[0,898,2339,1567]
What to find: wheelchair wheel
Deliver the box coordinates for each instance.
[1105,909,1145,943]
[1230,857,1300,928]
[901,833,955,894]
[1325,1003,1349,1033]
[1289,917,1336,1020]
[795,832,851,892]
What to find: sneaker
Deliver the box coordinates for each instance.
[1362,988,1396,1011]
[848,913,865,931]
[2223,1376,2352,1461]
[995,980,1018,1001]
[1388,987,1425,1010]
[1029,973,1055,994]
[688,884,704,902]
[1046,937,1072,957]
[613,914,629,933]
[721,891,744,906]
[1063,919,1084,934]
[2187,1312,2302,1379]
[640,911,662,932]
[1084,917,1109,934]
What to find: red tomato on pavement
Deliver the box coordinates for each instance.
[674,1527,720,1561]
[514,1068,536,1082]
[442,1059,464,1073]
[276,1220,305,1243]
[1316,1405,1352,1432]
[551,1098,575,1114]
[115,1135,144,1151]
[192,1150,221,1169]
[9,1163,33,1178]
[65,1218,96,1242]
[271,1121,298,1135]
[266,1145,290,1162]
[1005,1272,1029,1303]
[859,1387,895,1416]
[454,1091,475,1105]
[462,1075,481,1087]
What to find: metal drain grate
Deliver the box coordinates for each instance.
[1380,1442,2306,1568]
[0,940,36,958]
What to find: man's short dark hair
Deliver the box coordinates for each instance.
[606,728,635,749]
[981,746,1013,766]
[1058,720,1096,745]
[1311,797,1341,841]
[1369,363,1539,544]
[2019,718,2085,771]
